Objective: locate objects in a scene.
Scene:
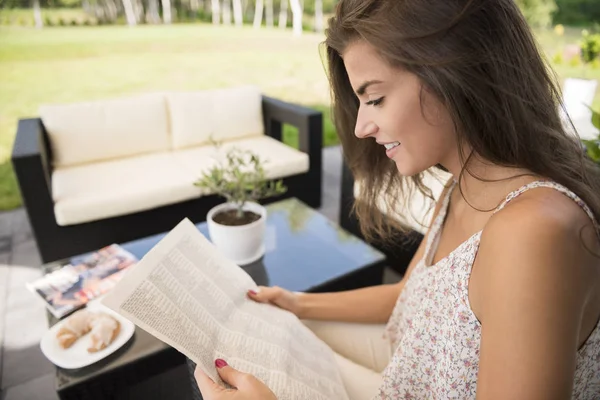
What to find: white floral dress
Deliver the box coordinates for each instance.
[376,181,600,399]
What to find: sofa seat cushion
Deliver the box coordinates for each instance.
[40,93,170,168]
[52,152,201,226]
[52,137,309,226]
[172,136,310,181]
[354,169,451,235]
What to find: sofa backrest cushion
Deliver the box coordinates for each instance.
[39,93,170,168]
[166,85,264,150]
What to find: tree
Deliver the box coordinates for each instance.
[253,0,263,28]
[265,0,273,27]
[32,0,43,28]
[554,0,600,26]
[161,0,171,23]
[211,0,220,24]
[314,0,323,32]
[514,0,557,28]
[278,0,287,29]
[289,0,302,36]
[222,0,231,24]
[233,0,243,26]
[145,0,161,23]
[122,0,137,25]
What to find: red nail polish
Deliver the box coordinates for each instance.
[215,359,228,369]
[248,290,257,296]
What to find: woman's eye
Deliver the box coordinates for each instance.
[366,97,384,107]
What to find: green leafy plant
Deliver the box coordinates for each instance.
[581,106,600,164]
[581,31,600,64]
[194,146,287,220]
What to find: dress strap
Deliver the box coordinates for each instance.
[423,180,457,266]
[493,180,600,232]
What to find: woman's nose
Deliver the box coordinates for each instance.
[355,119,378,139]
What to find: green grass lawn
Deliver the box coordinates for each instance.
[0,22,599,210]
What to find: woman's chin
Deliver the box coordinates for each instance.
[393,158,428,177]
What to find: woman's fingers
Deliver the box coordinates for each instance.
[194,365,221,395]
[247,286,278,302]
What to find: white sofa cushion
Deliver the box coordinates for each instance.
[52,137,308,226]
[166,86,264,150]
[354,169,451,235]
[172,136,309,181]
[52,152,201,226]
[40,94,170,168]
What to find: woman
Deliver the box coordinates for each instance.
[195,0,600,398]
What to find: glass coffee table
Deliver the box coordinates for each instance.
[44,198,386,400]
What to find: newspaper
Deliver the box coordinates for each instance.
[102,218,349,400]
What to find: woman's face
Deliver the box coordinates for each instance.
[343,40,458,177]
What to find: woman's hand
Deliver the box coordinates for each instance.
[194,359,277,400]
[247,286,302,316]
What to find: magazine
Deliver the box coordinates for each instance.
[102,218,349,400]
[27,244,138,318]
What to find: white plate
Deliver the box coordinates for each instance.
[40,301,135,369]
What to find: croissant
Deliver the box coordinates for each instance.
[56,310,94,349]
[55,310,121,352]
[87,313,121,353]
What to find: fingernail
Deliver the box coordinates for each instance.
[215,359,228,369]
[248,290,257,296]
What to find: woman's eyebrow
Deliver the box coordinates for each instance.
[356,80,383,96]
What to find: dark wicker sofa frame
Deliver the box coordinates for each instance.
[11,96,323,263]
[338,159,423,277]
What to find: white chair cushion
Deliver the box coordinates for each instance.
[172,136,309,181]
[52,152,201,226]
[40,93,170,168]
[354,169,451,234]
[166,86,264,150]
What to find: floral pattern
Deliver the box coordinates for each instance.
[376,181,600,399]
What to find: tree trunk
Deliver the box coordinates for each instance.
[265,0,273,27]
[278,0,287,29]
[289,0,302,36]
[190,0,199,12]
[232,0,242,26]
[211,0,220,24]
[314,0,323,32]
[161,0,171,23]
[32,0,43,28]
[122,0,137,25]
[222,0,231,24]
[253,0,263,28]
[146,0,161,23]
[134,0,144,23]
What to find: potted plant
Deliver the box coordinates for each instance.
[194,146,287,265]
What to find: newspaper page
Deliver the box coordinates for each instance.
[102,218,349,400]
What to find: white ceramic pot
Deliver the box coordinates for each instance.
[206,202,266,265]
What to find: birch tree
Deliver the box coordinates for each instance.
[161,0,172,23]
[314,0,323,33]
[222,0,232,24]
[253,0,263,28]
[32,0,43,28]
[232,0,243,26]
[289,0,302,36]
[278,0,287,29]
[265,0,273,27]
[211,0,220,24]
[146,0,161,23]
[122,0,137,25]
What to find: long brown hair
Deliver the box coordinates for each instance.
[325,0,600,243]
